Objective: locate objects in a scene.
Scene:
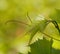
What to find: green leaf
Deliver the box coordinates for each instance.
[44,23,60,41]
[29,38,53,54]
[52,48,60,54]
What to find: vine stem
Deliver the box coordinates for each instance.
[5,20,31,26]
[41,32,60,41]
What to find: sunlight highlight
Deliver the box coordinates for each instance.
[35,14,45,21]
[16,42,30,54]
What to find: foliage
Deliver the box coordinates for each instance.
[0,0,60,54]
[29,38,53,54]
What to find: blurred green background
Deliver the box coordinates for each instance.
[0,0,60,54]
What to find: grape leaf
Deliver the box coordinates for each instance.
[29,38,60,54]
[29,38,53,54]
[44,23,60,41]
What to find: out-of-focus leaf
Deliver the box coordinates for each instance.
[52,40,60,50]
[28,52,31,54]
[29,38,53,54]
[49,9,60,23]
[52,48,60,54]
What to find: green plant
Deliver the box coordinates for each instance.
[5,12,60,54]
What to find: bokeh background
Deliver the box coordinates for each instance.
[0,0,60,54]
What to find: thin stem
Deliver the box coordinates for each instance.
[5,20,31,26]
[41,32,60,41]
[27,12,32,23]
